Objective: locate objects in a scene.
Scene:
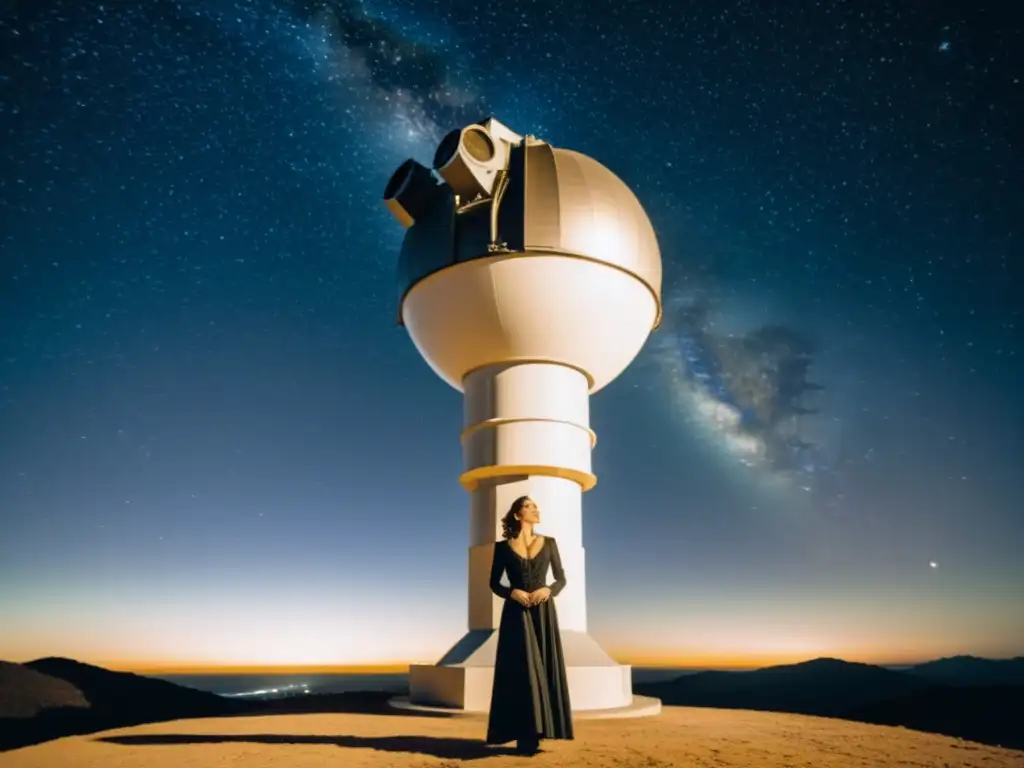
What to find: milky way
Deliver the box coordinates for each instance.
[282,0,485,139]
[650,285,845,505]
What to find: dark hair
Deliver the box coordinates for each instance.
[501,496,530,540]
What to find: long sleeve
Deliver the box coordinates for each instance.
[489,542,511,599]
[547,537,567,596]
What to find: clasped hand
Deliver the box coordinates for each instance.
[511,587,551,607]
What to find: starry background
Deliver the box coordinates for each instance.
[1,0,1021,669]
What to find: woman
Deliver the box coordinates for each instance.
[485,495,574,755]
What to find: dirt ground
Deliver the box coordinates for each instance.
[3,706,1021,768]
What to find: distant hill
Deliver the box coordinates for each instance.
[634,656,1024,749]
[0,658,410,752]
[24,657,239,719]
[905,655,1024,686]
[635,657,934,717]
[1,658,244,751]
[0,662,89,719]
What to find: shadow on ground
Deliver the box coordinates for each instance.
[97,733,517,760]
[0,690,462,752]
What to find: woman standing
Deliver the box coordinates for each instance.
[485,495,574,755]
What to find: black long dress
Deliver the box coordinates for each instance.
[485,536,574,746]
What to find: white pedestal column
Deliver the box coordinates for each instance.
[408,362,634,712]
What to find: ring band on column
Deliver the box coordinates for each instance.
[459,464,597,493]
[461,417,597,448]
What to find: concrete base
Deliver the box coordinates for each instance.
[408,660,634,713]
[404,628,644,714]
[389,693,662,720]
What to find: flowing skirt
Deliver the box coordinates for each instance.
[486,598,574,745]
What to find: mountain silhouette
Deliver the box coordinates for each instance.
[635,657,933,717]
[633,656,1024,749]
[905,655,1024,686]
[0,661,89,719]
[1,658,244,751]
[0,658,407,752]
[23,657,238,719]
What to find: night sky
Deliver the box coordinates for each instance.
[2,0,1021,670]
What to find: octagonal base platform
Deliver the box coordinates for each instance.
[400,630,643,713]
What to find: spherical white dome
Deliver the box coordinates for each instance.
[400,144,662,394]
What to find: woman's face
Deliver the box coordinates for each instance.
[517,497,541,525]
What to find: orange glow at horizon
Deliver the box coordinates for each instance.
[7,619,1022,673]
[4,572,1022,674]
[107,662,414,675]
[103,655,850,674]
[22,644,1004,675]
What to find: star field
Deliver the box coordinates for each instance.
[1,0,1021,667]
